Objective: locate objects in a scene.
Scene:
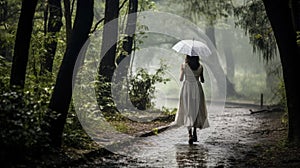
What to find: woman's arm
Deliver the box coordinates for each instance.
[200,73,204,83]
[200,66,204,83]
[179,64,184,81]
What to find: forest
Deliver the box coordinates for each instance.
[0,0,299,167]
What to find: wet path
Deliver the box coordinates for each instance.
[76,103,283,167]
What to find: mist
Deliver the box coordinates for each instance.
[128,0,282,110]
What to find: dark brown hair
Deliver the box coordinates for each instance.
[185,55,200,70]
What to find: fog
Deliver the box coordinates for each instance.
[128,1,282,109]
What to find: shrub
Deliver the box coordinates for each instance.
[129,62,170,110]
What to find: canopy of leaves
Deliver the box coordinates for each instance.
[234,0,278,62]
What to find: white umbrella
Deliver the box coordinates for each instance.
[172,39,212,57]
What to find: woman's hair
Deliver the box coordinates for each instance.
[185,55,200,70]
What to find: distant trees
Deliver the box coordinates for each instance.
[175,0,300,144]
[180,0,239,97]
[40,0,63,75]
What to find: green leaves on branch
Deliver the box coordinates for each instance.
[296,31,300,46]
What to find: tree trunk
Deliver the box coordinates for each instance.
[221,27,235,82]
[116,0,138,65]
[114,0,137,110]
[40,0,63,75]
[43,1,48,35]
[205,26,239,97]
[97,0,119,113]
[63,0,72,48]
[263,0,300,144]
[10,0,38,88]
[45,0,94,147]
[98,0,119,82]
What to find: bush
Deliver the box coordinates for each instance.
[129,62,170,110]
[0,59,54,163]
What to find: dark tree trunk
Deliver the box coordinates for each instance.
[97,0,119,113]
[263,0,300,143]
[98,0,119,82]
[116,0,138,65]
[10,0,38,88]
[291,0,300,31]
[43,1,48,35]
[40,0,63,75]
[63,0,72,48]
[45,0,94,147]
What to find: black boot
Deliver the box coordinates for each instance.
[188,128,193,145]
[193,127,198,142]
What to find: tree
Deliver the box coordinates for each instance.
[40,0,63,75]
[98,0,119,82]
[234,0,300,144]
[116,0,138,64]
[262,0,300,144]
[63,0,72,48]
[221,25,235,81]
[234,0,277,61]
[0,0,20,59]
[10,0,38,88]
[97,0,119,113]
[45,0,94,147]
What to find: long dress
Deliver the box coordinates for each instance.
[173,63,209,129]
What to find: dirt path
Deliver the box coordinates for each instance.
[71,103,286,167]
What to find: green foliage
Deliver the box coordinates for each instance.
[275,79,286,107]
[161,106,177,116]
[0,58,55,163]
[0,80,53,155]
[175,0,233,25]
[296,31,300,46]
[0,0,20,59]
[234,0,278,62]
[129,61,170,110]
[139,0,156,11]
[95,76,117,114]
[152,127,158,135]
[112,122,129,133]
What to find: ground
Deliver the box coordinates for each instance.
[9,102,300,167]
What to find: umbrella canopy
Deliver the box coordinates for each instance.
[172,39,212,57]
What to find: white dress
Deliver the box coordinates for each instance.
[173,63,209,129]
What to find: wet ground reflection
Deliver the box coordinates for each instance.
[74,103,283,168]
[175,144,208,168]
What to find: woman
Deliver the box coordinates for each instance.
[173,55,209,145]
